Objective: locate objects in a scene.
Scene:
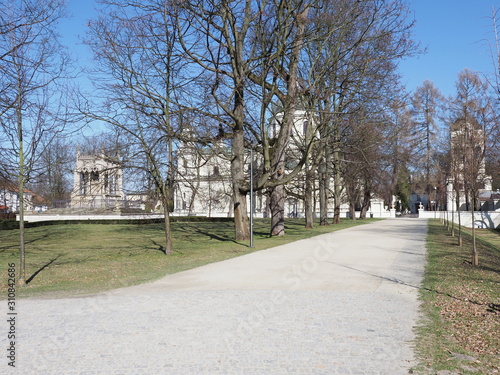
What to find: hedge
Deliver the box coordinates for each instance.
[0,216,235,230]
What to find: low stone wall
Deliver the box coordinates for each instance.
[20,209,395,223]
[418,210,500,229]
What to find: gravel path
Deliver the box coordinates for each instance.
[5,218,427,374]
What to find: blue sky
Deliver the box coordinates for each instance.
[59,1,97,75]
[59,0,499,99]
[400,0,499,98]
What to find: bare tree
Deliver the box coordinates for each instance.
[449,69,495,266]
[411,80,445,210]
[343,110,387,220]
[300,0,418,225]
[251,1,312,236]
[383,101,414,213]
[30,135,74,207]
[0,0,71,285]
[177,0,259,240]
[82,0,193,254]
[180,0,314,237]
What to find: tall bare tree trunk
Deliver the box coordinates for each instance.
[319,166,328,226]
[164,135,174,255]
[163,200,173,255]
[349,201,356,220]
[17,101,26,285]
[270,180,285,236]
[318,133,330,226]
[332,143,342,224]
[360,189,371,219]
[471,201,478,265]
[268,4,310,236]
[232,128,250,241]
[451,202,455,236]
[304,165,314,229]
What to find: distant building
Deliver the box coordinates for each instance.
[409,192,428,214]
[478,190,500,211]
[173,110,389,218]
[70,151,124,209]
[446,117,492,211]
[0,180,46,213]
[172,110,312,217]
[173,139,236,217]
[0,181,24,213]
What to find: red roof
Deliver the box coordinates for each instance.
[0,180,33,194]
[32,194,47,204]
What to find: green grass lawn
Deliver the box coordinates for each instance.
[0,218,378,298]
[415,220,500,374]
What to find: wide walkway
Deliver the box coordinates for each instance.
[10,218,427,374]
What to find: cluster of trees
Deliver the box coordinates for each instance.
[426,69,500,265]
[398,69,499,217]
[1,0,499,273]
[75,0,420,253]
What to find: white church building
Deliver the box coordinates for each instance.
[172,110,391,219]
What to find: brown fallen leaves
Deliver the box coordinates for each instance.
[436,294,499,357]
[430,226,500,372]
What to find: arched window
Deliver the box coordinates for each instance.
[90,170,99,181]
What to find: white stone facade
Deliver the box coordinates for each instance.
[173,142,234,217]
[70,152,124,209]
[173,110,390,219]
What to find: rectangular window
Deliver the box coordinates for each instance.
[109,175,116,195]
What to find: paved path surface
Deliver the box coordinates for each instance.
[6,218,427,374]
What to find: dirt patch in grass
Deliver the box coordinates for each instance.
[415,220,500,374]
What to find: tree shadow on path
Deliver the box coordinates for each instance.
[327,261,499,312]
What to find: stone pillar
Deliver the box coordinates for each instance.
[418,202,424,217]
[390,208,396,218]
